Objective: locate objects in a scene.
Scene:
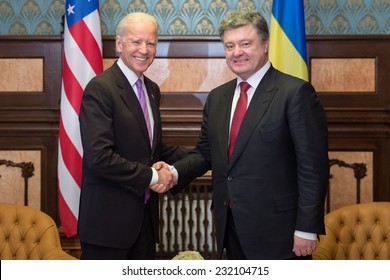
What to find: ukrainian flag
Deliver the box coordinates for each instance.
[269,0,308,81]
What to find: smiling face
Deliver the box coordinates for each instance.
[116,15,157,77]
[222,23,269,80]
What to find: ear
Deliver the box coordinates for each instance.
[115,35,122,53]
[264,39,270,53]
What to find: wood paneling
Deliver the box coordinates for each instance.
[0,36,62,109]
[308,35,390,109]
[0,37,61,224]
[146,58,235,92]
[0,58,43,92]
[311,58,375,92]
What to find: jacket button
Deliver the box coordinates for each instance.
[227,176,232,181]
[223,201,227,206]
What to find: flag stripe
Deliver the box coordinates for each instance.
[269,17,308,81]
[269,0,308,81]
[69,19,102,75]
[271,0,307,62]
[58,184,78,237]
[58,151,80,219]
[83,10,103,57]
[62,58,84,115]
[60,79,83,156]
[59,115,82,186]
[83,10,103,41]
[59,0,102,238]
[64,20,96,90]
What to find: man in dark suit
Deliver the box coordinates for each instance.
[157,9,329,260]
[78,12,186,260]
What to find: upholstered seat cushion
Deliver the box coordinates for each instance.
[0,203,77,260]
[313,202,390,260]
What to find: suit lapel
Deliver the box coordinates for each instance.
[215,80,237,163]
[112,63,152,151]
[144,76,159,152]
[228,67,277,166]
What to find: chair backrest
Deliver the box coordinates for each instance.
[0,203,75,260]
[313,202,390,260]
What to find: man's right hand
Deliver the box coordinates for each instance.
[150,161,178,193]
[148,167,174,193]
[153,161,170,171]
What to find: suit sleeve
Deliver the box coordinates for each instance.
[170,96,212,194]
[287,81,329,234]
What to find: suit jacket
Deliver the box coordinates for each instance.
[172,65,329,259]
[78,61,186,249]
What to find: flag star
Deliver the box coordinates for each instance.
[67,4,75,16]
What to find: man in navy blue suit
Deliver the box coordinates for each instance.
[157,9,329,260]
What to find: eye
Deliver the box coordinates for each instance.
[131,40,141,46]
[147,42,157,48]
[241,41,251,48]
[225,44,234,51]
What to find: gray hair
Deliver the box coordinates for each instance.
[219,9,269,42]
[116,12,158,41]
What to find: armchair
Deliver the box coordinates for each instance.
[313,202,390,260]
[0,203,77,260]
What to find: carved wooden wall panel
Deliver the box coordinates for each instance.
[327,151,373,212]
[0,151,40,209]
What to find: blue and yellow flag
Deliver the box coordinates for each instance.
[269,0,308,81]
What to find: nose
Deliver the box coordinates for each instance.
[232,45,243,56]
[139,42,148,54]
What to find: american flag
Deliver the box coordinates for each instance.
[58,0,103,238]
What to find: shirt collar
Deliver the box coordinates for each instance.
[237,60,271,89]
[117,58,144,87]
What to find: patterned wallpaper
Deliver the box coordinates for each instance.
[0,0,389,35]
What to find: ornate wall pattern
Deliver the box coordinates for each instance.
[0,0,388,35]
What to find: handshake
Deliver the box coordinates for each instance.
[149,161,177,194]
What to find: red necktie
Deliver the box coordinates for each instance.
[135,79,152,203]
[228,81,251,161]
